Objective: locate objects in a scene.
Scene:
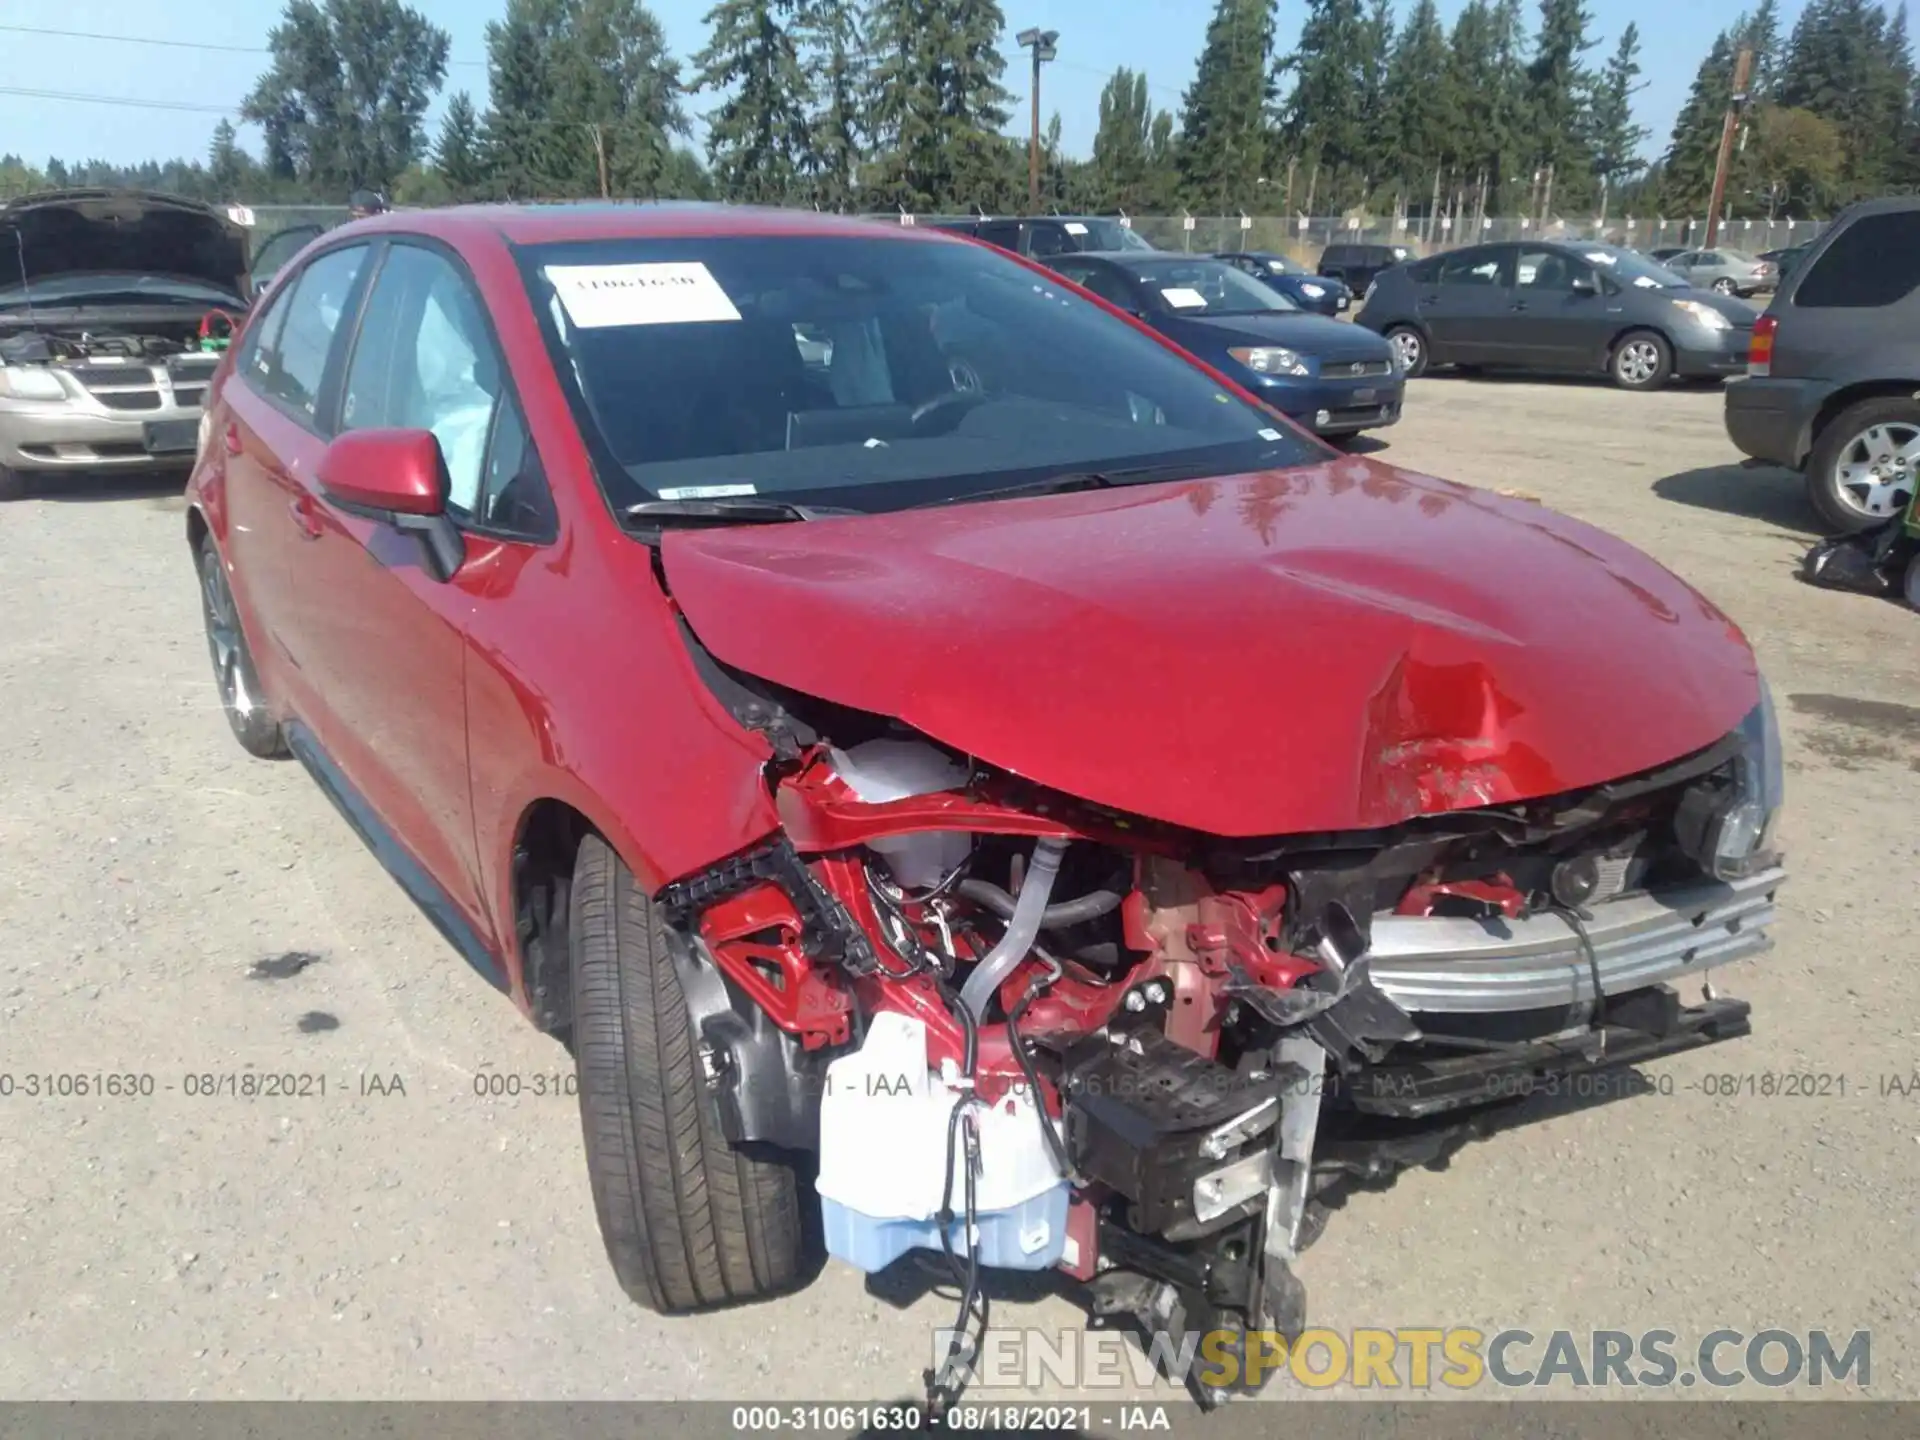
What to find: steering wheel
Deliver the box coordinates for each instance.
[909,388,988,435]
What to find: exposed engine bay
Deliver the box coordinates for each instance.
[0,320,226,365]
[656,657,1787,1410]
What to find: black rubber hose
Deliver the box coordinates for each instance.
[956,878,1123,929]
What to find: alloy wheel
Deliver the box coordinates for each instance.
[1712,278,1737,294]
[1616,340,1662,386]
[1832,421,1920,520]
[1389,328,1423,373]
[199,548,257,721]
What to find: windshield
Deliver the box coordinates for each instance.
[1253,253,1298,275]
[1119,258,1299,316]
[517,233,1324,512]
[0,272,243,309]
[1575,245,1689,290]
[1077,219,1154,252]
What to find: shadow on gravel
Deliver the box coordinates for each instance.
[1652,462,1818,534]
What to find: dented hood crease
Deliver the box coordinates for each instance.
[662,459,1759,836]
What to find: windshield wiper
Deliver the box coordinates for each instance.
[915,461,1217,509]
[623,496,862,525]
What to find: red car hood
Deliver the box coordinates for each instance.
[661,458,1758,837]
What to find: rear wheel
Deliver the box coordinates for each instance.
[1711,277,1738,295]
[1384,325,1427,378]
[569,833,804,1312]
[197,541,286,758]
[0,465,24,502]
[1807,397,1920,535]
[1611,330,1673,392]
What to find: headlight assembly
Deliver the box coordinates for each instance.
[1228,346,1311,378]
[0,366,68,401]
[1671,299,1732,332]
[1675,676,1785,879]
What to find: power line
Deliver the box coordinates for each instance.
[0,85,241,115]
[0,22,487,67]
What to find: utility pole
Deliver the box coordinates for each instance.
[1016,28,1060,212]
[1704,46,1755,250]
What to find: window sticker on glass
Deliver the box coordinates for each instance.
[1257,427,1283,440]
[1585,251,1617,265]
[545,262,743,328]
[656,483,757,499]
[1161,287,1208,308]
[1063,222,1088,235]
[1632,275,1661,288]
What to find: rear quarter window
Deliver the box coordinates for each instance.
[1795,211,1920,308]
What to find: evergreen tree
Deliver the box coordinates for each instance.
[1778,0,1913,197]
[207,120,249,195]
[694,0,812,203]
[1746,0,1784,99]
[1525,0,1596,204]
[479,0,688,200]
[433,91,485,198]
[1662,26,1737,214]
[1444,0,1530,214]
[862,0,1011,210]
[1584,23,1648,209]
[1178,0,1276,211]
[797,0,865,209]
[1355,0,1398,194]
[1275,0,1370,207]
[1385,0,1455,202]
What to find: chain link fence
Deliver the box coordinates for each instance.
[1119,213,1829,262]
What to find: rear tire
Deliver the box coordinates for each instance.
[569,833,804,1312]
[1384,325,1427,378]
[1611,330,1673,392]
[1806,396,1920,535]
[1711,277,1738,295]
[196,541,286,759]
[0,465,24,501]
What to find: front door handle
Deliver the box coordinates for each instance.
[1511,301,1529,312]
[288,493,324,540]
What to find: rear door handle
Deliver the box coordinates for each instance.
[288,493,324,540]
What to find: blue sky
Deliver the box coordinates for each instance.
[0,0,1792,174]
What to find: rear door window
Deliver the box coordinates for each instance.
[1437,247,1508,286]
[975,221,1022,252]
[1795,211,1920,308]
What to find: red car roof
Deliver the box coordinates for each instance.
[358,203,956,248]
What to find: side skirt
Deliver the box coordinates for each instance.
[284,720,507,994]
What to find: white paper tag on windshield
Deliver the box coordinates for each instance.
[1161,287,1207,308]
[656,483,757,499]
[1258,428,1283,440]
[545,263,742,328]
[1063,222,1088,235]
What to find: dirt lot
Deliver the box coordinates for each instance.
[1,377,1915,1403]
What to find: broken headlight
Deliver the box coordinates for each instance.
[1676,677,1785,880]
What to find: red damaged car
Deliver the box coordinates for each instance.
[185,205,1786,1406]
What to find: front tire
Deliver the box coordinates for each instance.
[1611,330,1673,391]
[1806,397,1920,535]
[0,464,24,501]
[569,833,804,1312]
[196,541,286,758]
[1384,325,1428,378]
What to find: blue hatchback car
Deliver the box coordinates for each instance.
[1046,252,1403,438]
[1213,250,1353,316]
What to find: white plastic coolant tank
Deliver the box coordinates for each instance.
[815,1010,1069,1273]
[828,740,971,889]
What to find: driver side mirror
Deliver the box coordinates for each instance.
[316,428,465,582]
[1570,274,1598,295]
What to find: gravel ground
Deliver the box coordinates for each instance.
[0,377,1915,1404]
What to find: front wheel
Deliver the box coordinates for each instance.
[0,465,24,502]
[1384,325,1427,378]
[197,542,286,758]
[1611,331,1673,392]
[1806,397,1920,535]
[569,833,805,1312]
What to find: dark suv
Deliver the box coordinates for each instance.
[1318,241,1415,292]
[929,214,1155,258]
[1725,197,1920,533]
